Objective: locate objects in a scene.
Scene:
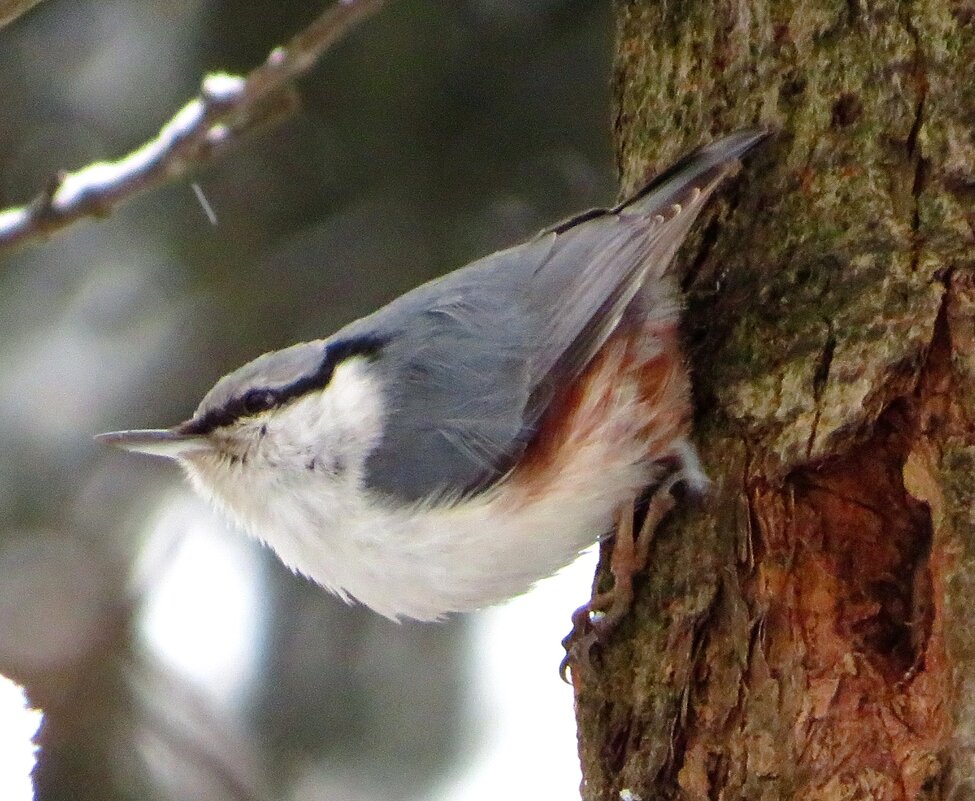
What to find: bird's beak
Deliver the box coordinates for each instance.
[94,428,209,459]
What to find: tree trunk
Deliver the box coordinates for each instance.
[571,2,975,799]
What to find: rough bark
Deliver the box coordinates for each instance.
[571,2,975,800]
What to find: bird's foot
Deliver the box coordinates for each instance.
[560,444,710,681]
[560,476,680,681]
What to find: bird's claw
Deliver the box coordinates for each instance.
[560,601,624,682]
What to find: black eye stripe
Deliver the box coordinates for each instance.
[184,335,386,435]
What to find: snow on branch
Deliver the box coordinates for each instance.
[0,0,387,251]
[0,0,46,31]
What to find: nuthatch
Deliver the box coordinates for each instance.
[97,130,766,648]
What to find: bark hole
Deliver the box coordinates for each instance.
[736,314,955,798]
[786,402,934,682]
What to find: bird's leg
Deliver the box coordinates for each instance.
[597,484,676,628]
[560,479,677,680]
[561,442,706,680]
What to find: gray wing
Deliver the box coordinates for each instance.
[356,271,536,501]
[354,130,767,502]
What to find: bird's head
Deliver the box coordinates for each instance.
[96,337,388,503]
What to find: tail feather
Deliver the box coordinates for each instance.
[545,128,769,238]
[616,128,770,216]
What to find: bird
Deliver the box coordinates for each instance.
[97,130,766,652]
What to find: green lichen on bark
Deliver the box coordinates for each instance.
[571,2,975,800]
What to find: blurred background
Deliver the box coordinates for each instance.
[0,1,616,798]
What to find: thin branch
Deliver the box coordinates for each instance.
[0,0,45,31]
[0,0,387,251]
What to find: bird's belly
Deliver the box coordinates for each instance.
[255,453,650,622]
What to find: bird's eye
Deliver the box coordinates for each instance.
[241,388,276,415]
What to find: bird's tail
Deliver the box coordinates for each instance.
[616,128,770,217]
[612,128,769,282]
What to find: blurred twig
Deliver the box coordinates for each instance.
[0,0,45,30]
[0,0,387,251]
